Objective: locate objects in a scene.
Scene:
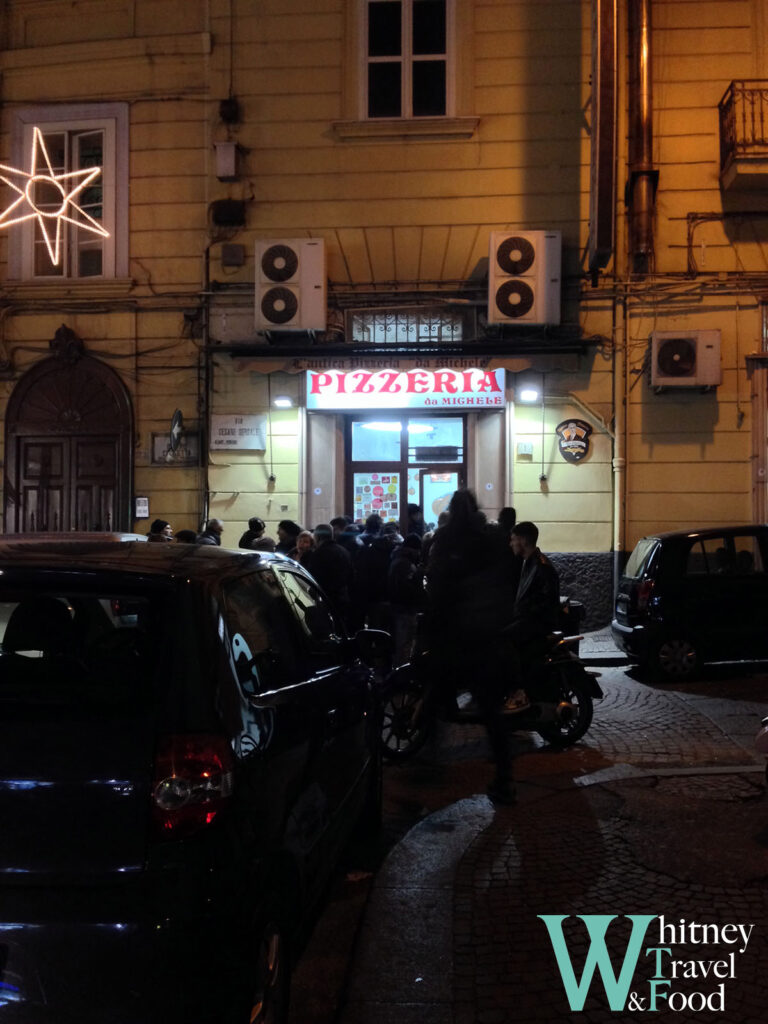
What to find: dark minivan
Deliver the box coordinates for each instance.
[0,539,384,1023]
[611,525,768,679]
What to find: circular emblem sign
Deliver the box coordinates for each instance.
[555,419,593,463]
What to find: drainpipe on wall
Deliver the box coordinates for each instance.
[754,300,768,523]
[200,245,213,529]
[612,294,627,593]
[627,0,656,276]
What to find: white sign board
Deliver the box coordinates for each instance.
[210,414,267,451]
[305,367,506,410]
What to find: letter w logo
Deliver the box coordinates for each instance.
[538,914,656,1011]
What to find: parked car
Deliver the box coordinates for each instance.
[0,539,385,1023]
[611,525,768,679]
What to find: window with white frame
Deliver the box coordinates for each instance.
[7,104,128,281]
[365,0,451,118]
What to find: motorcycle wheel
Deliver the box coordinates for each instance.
[536,668,594,748]
[380,677,433,762]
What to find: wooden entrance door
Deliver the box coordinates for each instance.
[16,436,121,532]
[4,342,133,534]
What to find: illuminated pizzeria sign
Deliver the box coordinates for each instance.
[306,368,506,410]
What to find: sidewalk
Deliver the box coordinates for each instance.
[577,625,629,667]
[336,656,768,1024]
[339,771,768,1024]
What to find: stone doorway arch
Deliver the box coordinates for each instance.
[3,326,133,533]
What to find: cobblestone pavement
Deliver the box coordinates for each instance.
[331,661,768,1024]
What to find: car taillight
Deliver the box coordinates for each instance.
[152,735,234,838]
[636,579,654,611]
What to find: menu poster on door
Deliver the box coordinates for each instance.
[353,472,400,522]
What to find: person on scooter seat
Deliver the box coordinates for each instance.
[503,521,561,712]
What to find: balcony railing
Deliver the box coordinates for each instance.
[719,80,768,182]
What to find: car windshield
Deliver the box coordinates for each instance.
[624,537,659,579]
[0,586,168,709]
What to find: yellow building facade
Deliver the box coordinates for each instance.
[0,0,766,623]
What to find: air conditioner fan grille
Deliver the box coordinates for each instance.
[657,338,697,377]
[496,235,535,276]
[494,279,535,319]
[261,287,299,324]
[261,244,299,282]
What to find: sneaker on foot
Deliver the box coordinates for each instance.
[502,688,530,713]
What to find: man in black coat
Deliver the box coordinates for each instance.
[238,516,275,551]
[388,533,425,665]
[302,523,354,628]
[509,521,561,636]
[196,518,224,546]
[354,525,399,631]
[503,521,561,710]
[425,489,519,805]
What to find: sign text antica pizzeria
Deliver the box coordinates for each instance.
[305,368,506,410]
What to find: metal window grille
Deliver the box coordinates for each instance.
[348,307,464,345]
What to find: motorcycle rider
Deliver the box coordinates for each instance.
[503,521,561,711]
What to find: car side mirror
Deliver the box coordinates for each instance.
[354,628,392,669]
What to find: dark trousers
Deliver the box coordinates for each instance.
[422,628,513,786]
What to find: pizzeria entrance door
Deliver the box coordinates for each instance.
[347,415,465,531]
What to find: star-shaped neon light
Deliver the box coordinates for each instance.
[0,126,109,266]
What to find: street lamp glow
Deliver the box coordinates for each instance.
[518,387,540,403]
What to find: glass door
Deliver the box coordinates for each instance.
[419,471,459,524]
[348,416,465,530]
[350,418,404,523]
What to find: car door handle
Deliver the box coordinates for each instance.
[326,708,340,728]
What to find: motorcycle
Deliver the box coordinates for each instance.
[380,630,603,762]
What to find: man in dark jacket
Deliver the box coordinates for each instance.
[147,519,173,542]
[388,533,424,664]
[196,518,224,546]
[238,516,275,551]
[509,521,560,635]
[425,489,519,804]
[355,524,398,631]
[359,513,383,547]
[331,516,363,555]
[302,523,353,627]
[503,521,561,710]
[275,520,302,554]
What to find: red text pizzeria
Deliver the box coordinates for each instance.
[309,369,504,396]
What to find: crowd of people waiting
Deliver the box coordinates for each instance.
[147,499,559,677]
[146,492,562,806]
[237,505,442,665]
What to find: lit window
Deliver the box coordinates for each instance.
[7,104,128,281]
[366,0,450,118]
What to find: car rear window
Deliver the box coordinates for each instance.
[686,534,766,575]
[0,587,168,708]
[624,537,659,579]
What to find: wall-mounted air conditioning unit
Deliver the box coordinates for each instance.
[488,230,561,325]
[255,238,327,332]
[650,330,722,389]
